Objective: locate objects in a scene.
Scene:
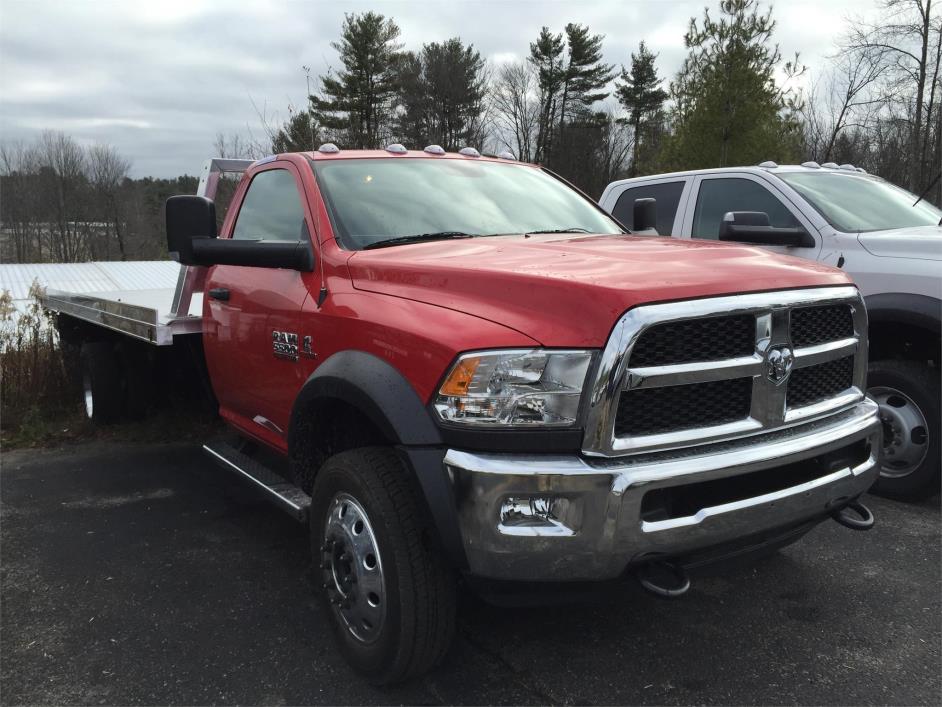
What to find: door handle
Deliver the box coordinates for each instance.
[208,288,230,301]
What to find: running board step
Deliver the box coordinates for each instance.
[202,440,310,522]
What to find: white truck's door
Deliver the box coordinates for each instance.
[601,177,693,236]
[680,172,823,261]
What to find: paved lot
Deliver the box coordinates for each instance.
[1,441,939,706]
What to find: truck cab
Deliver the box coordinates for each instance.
[601,164,941,500]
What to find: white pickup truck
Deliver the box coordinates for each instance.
[601,163,941,500]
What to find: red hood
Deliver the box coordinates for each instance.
[347,234,852,347]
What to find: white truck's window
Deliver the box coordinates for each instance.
[776,172,942,232]
[692,178,799,239]
[232,168,305,241]
[612,182,684,235]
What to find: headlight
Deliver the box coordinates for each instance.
[433,349,594,427]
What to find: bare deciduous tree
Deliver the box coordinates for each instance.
[491,61,540,161]
[847,0,942,189]
[87,144,131,260]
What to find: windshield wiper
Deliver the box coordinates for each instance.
[525,227,592,235]
[363,232,474,250]
[911,169,941,207]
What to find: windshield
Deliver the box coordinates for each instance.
[312,158,623,249]
[776,171,941,232]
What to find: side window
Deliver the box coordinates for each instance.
[612,181,684,235]
[232,168,305,241]
[692,178,799,239]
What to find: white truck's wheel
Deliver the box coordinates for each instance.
[869,360,940,500]
[309,447,456,684]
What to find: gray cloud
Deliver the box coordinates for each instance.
[0,0,878,177]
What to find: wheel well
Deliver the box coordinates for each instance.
[868,320,939,366]
[289,396,393,493]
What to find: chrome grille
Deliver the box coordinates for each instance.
[582,286,868,457]
[787,355,855,408]
[615,378,752,436]
[790,304,854,347]
[629,314,755,366]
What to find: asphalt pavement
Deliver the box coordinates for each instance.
[1,441,939,705]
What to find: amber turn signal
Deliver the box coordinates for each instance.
[439,356,481,396]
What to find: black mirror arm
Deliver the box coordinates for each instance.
[191,238,315,271]
[719,225,815,248]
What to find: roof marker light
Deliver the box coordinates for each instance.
[458,147,481,158]
[839,163,856,171]
[801,161,821,169]
[423,144,446,155]
[318,143,340,154]
[758,160,778,168]
[821,162,839,169]
[855,167,868,173]
[497,151,516,160]
[385,143,407,154]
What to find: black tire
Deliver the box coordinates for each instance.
[309,447,456,685]
[869,359,940,500]
[80,342,124,424]
[116,341,154,420]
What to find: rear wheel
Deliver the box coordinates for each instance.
[869,359,940,500]
[80,342,124,424]
[309,447,456,684]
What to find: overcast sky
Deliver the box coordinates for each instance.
[0,0,881,178]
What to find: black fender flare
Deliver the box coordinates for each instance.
[864,293,941,335]
[289,351,466,567]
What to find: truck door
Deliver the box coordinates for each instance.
[203,163,314,446]
[682,174,822,260]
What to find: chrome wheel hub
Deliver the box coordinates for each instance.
[870,385,929,478]
[321,493,386,643]
[83,374,94,419]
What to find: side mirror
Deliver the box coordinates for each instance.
[165,195,314,272]
[166,195,216,265]
[633,198,658,234]
[719,211,815,247]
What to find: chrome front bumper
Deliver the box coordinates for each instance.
[446,399,881,581]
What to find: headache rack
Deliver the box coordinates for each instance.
[41,158,253,345]
[582,286,868,457]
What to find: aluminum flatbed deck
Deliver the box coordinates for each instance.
[42,285,203,345]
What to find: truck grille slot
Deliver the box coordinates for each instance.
[790,304,854,347]
[629,314,755,366]
[583,287,867,457]
[615,378,752,436]
[640,439,871,522]
[787,356,855,408]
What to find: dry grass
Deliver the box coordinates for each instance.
[0,283,86,447]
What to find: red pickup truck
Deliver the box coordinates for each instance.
[48,146,882,684]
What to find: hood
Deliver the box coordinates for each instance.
[857,226,942,261]
[347,234,852,347]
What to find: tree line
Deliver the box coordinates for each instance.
[2,0,939,264]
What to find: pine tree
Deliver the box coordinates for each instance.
[662,0,804,168]
[558,24,615,132]
[615,41,668,175]
[395,39,487,150]
[529,27,566,162]
[311,12,403,149]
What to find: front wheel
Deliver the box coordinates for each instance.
[309,447,456,684]
[869,359,940,500]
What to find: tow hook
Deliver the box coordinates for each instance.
[831,499,875,531]
[635,560,691,598]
